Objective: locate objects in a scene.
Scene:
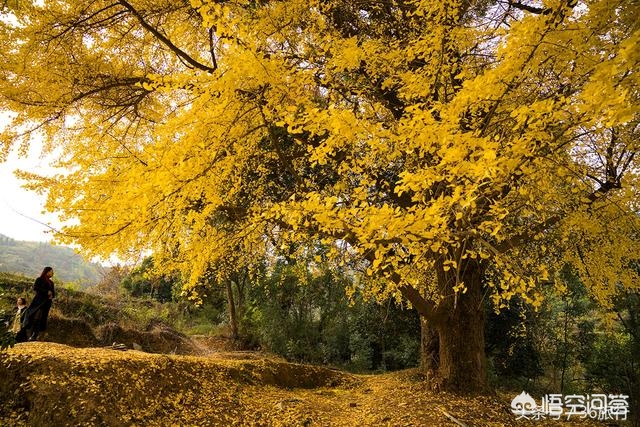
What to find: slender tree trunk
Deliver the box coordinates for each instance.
[560,301,569,394]
[435,260,488,393]
[225,281,238,340]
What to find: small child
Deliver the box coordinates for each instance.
[11,297,28,334]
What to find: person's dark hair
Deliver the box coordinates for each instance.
[17,297,27,305]
[40,266,53,277]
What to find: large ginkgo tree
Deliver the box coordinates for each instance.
[1,0,639,391]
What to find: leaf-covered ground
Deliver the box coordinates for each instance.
[0,343,614,426]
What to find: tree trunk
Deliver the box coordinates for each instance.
[225,281,238,340]
[420,318,439,375]
[395,259,488,392]
[435,260,487,393]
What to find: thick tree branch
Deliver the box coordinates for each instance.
[362,250,445,324]
[117,0,216,73]
[493,214,562,253]
[397,280,447,324]
[507,0,578,15]
[507,1,549,15]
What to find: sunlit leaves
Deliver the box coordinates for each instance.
[0,0,639,316]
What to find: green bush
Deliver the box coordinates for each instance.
[0,307,16,351]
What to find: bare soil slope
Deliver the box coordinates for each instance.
[0,343,608,427]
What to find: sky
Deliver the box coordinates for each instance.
[0,111,60,242]
[0,147,60,242]
[0,115,128,266]
[0,150,128,267]
[0,115,129,267]
[0,10,56,241]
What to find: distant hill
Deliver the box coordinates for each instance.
[0,234,102,286]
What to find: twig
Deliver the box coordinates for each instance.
[440,408,468,427]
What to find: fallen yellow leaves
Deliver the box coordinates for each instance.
[0,343,606,426]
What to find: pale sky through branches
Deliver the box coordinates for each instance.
[0,150,59,242]
[0,113,59,242]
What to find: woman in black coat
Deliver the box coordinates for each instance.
[17,266,55,342]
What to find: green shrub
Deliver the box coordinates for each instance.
[0,306,16,351]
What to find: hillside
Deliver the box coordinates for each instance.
[0,343,609,427]
[0,234,102,286]
[0,272,206,355]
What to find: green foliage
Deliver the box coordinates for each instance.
[242,261,341,362]
[0,274,29,352]
[585,333,636,391]
[241,260,420,372]
[486,299,543,387]
[486,265,638,426]
[179,300,227,336]
[53,287,128,327]
[582,290,640,422]
[486,266,599,394]
[116,258,228,335]
[535,269,598,395]
[0,234,101,287]
[0,271,169,335]
[0,306,16,351]
[346,297,421,372]
[120,257,178,303]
